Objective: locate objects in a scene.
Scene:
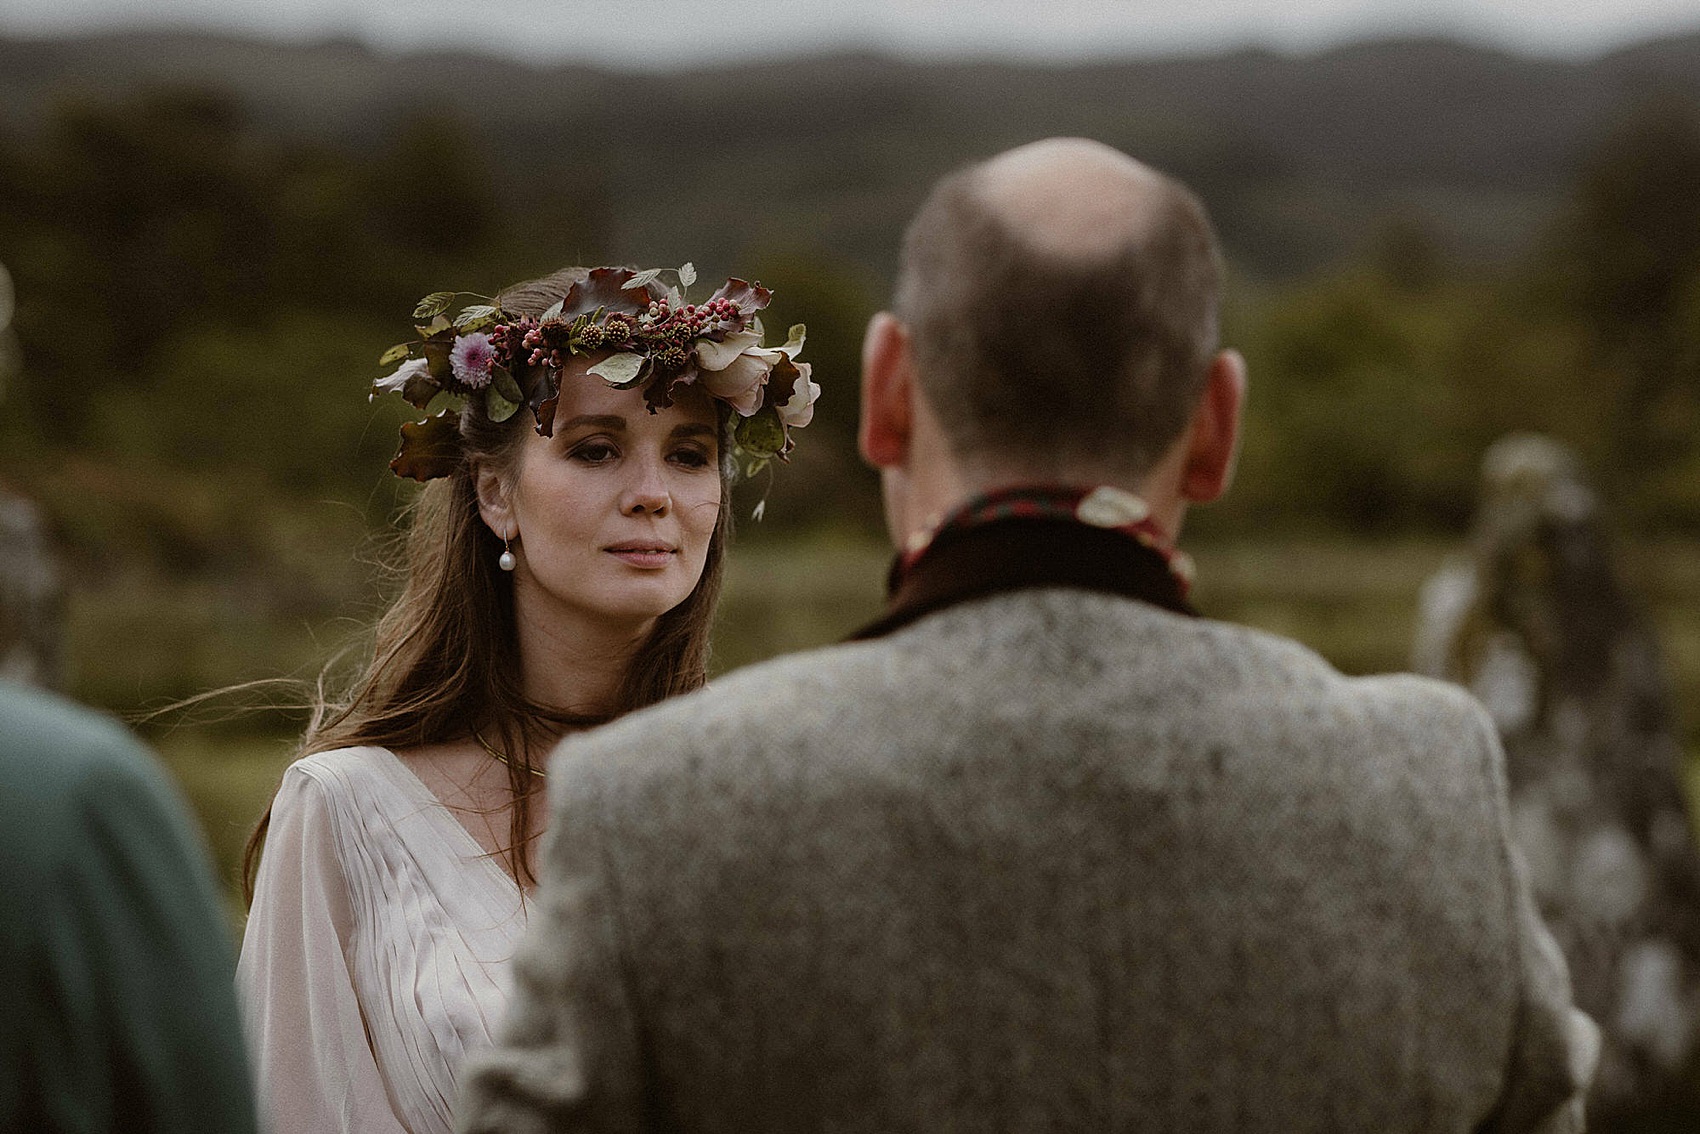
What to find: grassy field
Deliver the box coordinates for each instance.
[133,532,1700,913]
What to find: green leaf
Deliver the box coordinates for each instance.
[454,304,498,328]
[622,267,662,290]
[587,352,646,387]
[422,338,453,381]
[678,262,697,288]
[416,314,453,339]
[423,389,464,417]
[413,292,456,319]
[486,383,521,424]
[491,365,524,404]
[378,342,412,366]
[734,406,786,458]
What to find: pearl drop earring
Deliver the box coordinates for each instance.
[498,535,516,572]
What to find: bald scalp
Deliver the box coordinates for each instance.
[894,138,1222,481]
[973,138,1171,261]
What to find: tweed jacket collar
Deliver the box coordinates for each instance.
[849,512,1198,642]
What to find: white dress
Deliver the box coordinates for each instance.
[238,746,528,1134]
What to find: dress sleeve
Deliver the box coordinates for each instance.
[454,765,647,1134]
[239,764,410,1134]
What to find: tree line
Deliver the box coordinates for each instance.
[1,82,1697,589]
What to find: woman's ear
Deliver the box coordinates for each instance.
[858,311,915,471]
[474,461,517,542]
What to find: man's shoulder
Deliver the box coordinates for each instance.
[0,683,215,920]
[0,680,164,810]
[555,589,1493,783]
[1180,610,1496,766]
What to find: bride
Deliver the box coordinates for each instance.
[237,264,817,1134]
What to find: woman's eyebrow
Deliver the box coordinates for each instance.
[671,422,718,440]
[557,414,626,432]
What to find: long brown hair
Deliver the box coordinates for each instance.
[242,267,731,899]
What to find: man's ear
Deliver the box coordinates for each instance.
[474,461,517,542]
[859,311,915,471]
[1179,349,1247,504]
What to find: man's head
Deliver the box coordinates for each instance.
[860,138,1244,547]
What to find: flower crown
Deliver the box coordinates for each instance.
[372,263,817,482]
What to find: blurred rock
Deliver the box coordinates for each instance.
[1414,433,1700,1127]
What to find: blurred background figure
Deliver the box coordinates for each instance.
[0,258,259,1134]
[0,261,16,385]
[0,492,59,687]
[1414,433,1700,1130]
[0,679,261,1134]
[0,260,63,688]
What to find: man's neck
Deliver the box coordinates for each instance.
[890,462,1188,556]
[882,390,1194,554]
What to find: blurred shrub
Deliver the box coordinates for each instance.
[1535,94,1700,526]
[1,78,1699,717]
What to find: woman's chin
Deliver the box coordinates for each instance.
[582,579,698,625]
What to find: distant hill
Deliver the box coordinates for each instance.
[3,29,1699,280]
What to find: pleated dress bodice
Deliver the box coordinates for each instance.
[239,745,528,1134]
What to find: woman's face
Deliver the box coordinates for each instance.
[484,360,722,641]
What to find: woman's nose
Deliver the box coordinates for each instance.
[621,457,672,516]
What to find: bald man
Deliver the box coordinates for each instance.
[456,139,1597,1134]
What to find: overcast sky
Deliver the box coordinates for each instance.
[3,0,1699,68]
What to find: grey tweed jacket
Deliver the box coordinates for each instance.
[458,589,1597,1134]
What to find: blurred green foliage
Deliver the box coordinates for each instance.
[2,81,1699,897]
[1201,92,1700,540]
[6,83,1699,554]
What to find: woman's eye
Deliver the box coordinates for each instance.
[670,446,713,469]
[571,441,619,464]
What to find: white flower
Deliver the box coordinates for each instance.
[776,361,820,428]
[372,357,430,401]
[693,330,763,372]
[697,349,774,416]
[693,324,809,419]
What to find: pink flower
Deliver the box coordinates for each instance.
[450,333,496,390]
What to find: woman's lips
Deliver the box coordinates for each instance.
[605,544,676,568]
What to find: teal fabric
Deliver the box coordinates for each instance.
[0,681,258,1134]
